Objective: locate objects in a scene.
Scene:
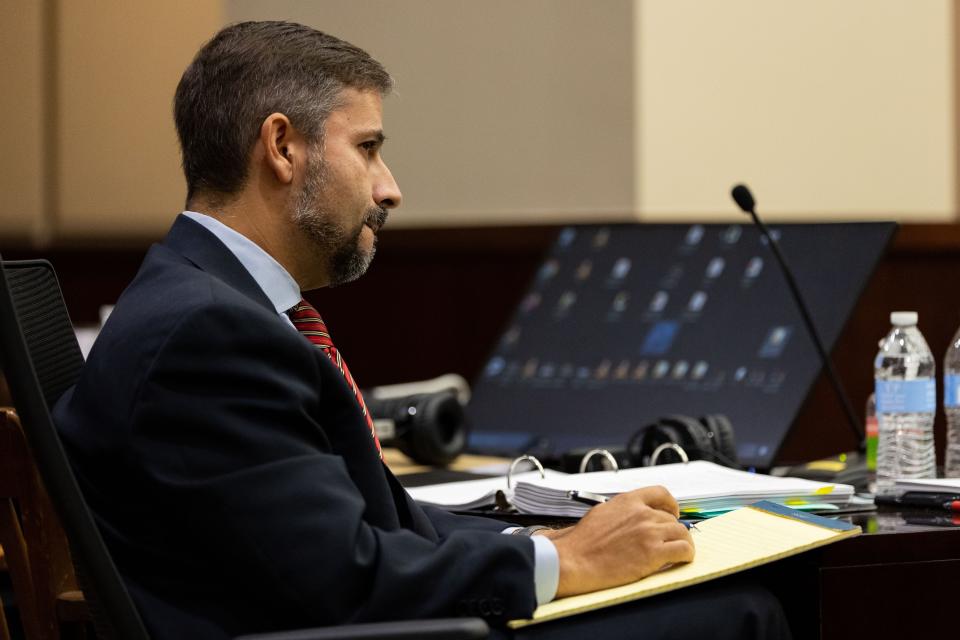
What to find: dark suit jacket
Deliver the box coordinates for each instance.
[53,215,537,639]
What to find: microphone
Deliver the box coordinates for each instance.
[730,184,864,451]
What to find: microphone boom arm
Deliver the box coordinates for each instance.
[735,186,865,451]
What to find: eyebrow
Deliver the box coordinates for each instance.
[358,129,386,143]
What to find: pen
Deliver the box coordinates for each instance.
[875,492,960,510]
[567,490,610,506]
[566,490,699,530]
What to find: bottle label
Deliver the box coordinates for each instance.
[875,379,935,413]
[946,374,960,407]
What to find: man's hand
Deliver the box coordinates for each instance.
[550,485,695,598]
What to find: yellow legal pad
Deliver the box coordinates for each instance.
[508,501,860,628]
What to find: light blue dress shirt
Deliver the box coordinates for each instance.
[181,211,559,605]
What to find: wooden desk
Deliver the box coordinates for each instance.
[383,449,509,476]
[394,460,959,639]
[770,506,960,639]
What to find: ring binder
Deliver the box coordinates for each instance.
[650,442,689,465]
[507,454,545,489]
[578,448,619,474]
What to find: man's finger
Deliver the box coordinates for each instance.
[630,485,681,517]
[660,538,696,564]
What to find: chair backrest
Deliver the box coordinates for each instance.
[0,259,149,640]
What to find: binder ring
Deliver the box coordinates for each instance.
[649,442,689,465]
[578,448,619,474]
[507,455,545,489]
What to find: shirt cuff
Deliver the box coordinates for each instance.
[530,534,560,605]
[500,527,560,605]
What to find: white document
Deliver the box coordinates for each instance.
[409,460,852,517]
[406,469,569,511]
[511,460,853,517]
[893,477,960,493]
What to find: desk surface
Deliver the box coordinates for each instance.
[394,460,960,638]
[769,505,960,639]
[383,449,508,476]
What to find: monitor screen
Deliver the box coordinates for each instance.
[466,222,896,470]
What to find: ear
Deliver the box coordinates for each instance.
[259,113,304,186]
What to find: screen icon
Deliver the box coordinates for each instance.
[610,257,631,280]
[672,360,689,380]
[593,227,611,249]
[640,321,680,356]
[575,259,593,281]
[613,360,631,380]
[611,291,630,313]
[595,359,612,380]
[744,256,764,279]
[661,264,684,288]
[522,358,539,378]
[521,293,542,313]
[723,225,742,245]
[759,326,793,359]
[687,291,707,313]
[691,361,710,380]
[649,291,669,313]
[558,227,577,248]
[705,257,725,279]
[537,259,559,282]
[484,357,506,377]
[555,291,577,314]
[684,225,704,246]
[633,361,650,380]
[652,360,670,379]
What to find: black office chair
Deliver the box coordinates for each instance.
[0,258,488,640]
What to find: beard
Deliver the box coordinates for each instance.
[291,151,388,287]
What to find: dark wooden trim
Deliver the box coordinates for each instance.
[889,223,960,254]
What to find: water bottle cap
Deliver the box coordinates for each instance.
[890,311,918,326]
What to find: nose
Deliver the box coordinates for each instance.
[374,159,402,209]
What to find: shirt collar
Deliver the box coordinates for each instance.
[181,211,301,315]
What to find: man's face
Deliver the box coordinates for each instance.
[291,88,401,287]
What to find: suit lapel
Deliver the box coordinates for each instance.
[162,214,277,316]
[158,214,437,537]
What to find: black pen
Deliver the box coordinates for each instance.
[566,490,699,530]
[875,492,960,510]
[567,490,610,506]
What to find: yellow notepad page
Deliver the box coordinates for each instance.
[509,504,860,628]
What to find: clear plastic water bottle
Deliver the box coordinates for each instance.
[874,311,936,494]
[944,324,960,476]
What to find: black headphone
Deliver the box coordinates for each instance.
[627,414,740,469]
[364,390,467,467]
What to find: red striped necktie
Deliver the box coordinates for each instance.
[287,299,382,457]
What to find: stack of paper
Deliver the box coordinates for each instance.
[890,477,960,494]
[408,460,853,517]
[510,461,854,517]
[408,469,569,511]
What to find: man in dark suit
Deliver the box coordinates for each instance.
[53,21,789,639]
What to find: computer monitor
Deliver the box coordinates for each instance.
[466,222,896,470]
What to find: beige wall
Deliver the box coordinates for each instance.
[636,0,954,221]
[228,0,637,227]
[56,0,222,239]
[0,1,957,243]
[0,1,46,239]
